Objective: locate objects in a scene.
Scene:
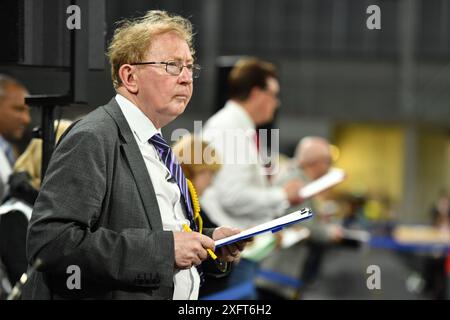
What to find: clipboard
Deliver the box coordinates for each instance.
[214,207,313,248]
[299,168,346,199]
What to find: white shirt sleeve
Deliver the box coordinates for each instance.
[202,101,289,226]
[211,162,289,223]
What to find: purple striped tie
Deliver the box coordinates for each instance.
[149,133,197,231]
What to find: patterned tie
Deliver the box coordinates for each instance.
[149,133,197,231]
[149,133,206,286]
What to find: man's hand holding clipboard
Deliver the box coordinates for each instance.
[214,208,313,248]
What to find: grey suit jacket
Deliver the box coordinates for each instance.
[23,98,214,300]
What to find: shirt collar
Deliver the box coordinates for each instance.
[115,94,161,143]
[0,134,13,152]
[224,100,256,130]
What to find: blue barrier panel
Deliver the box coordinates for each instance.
[201,269,302,300]
[370,236,450,253]
[201,280,255,300]
[257,269,302,289]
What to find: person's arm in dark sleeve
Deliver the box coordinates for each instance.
[0,210,29,284]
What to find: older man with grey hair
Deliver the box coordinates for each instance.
[256,136,344,299]
[24,10,245,300]
[275,136,343,243]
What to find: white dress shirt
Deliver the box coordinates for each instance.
[201,100,289,229]
[115,94,200,300]
[0,134,13,200]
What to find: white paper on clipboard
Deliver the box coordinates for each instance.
[299,168,346,199]
[214,208,313,248]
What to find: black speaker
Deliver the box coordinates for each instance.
[0,0,71,67]
[0,0,105,71]
[0,0,25,64]
[214,56,247,114]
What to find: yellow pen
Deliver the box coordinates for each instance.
[182,224,218,260]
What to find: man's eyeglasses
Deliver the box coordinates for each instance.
[262,88,280,104]
[130,61,201,79]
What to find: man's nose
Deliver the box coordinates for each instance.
[22,109,31,125]
[178,67,193,84]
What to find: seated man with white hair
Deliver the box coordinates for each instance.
[256,136,344,299]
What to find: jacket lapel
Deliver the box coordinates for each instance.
[102,98,163,231]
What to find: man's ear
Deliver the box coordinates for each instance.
[118,64,138,94]
[248,86,262,101]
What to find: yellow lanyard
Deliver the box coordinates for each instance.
[187,179,203,234]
